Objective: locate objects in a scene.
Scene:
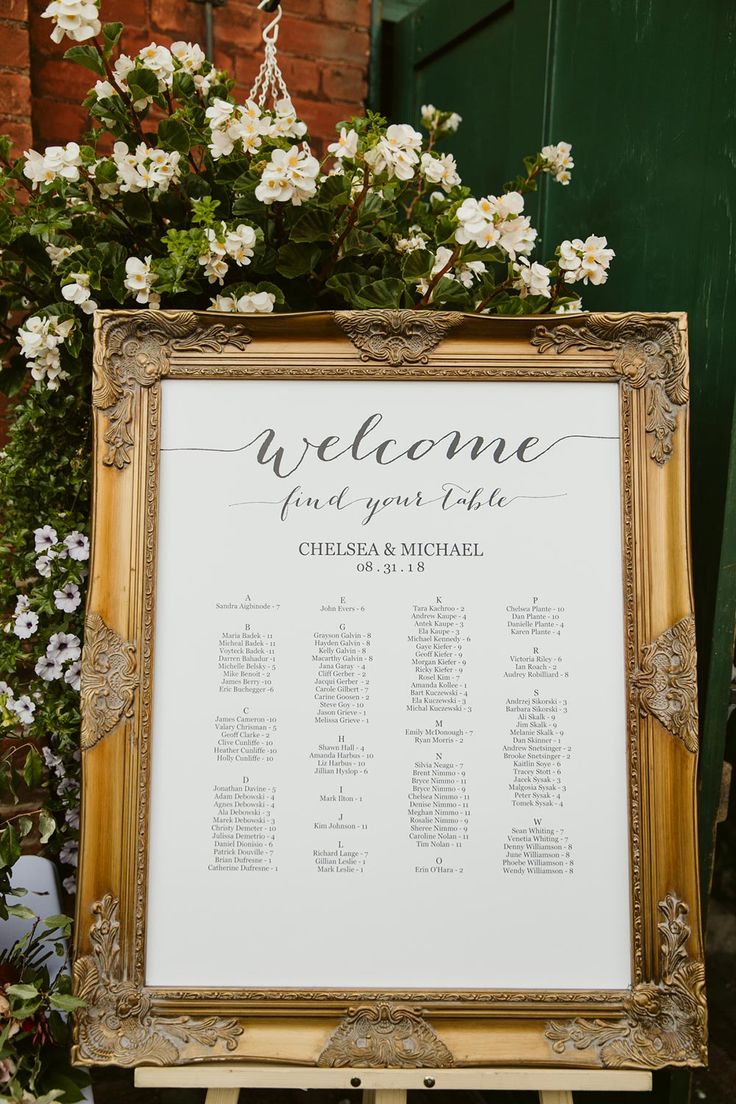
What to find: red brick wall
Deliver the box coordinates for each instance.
[23,0,371,154]
[0,0,32,152]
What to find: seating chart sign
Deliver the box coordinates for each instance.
[75,311,706,1072]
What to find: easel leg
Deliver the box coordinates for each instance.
[204,1090,240,1104]
[363,1090,408,1104]
[539,1092,574,1104]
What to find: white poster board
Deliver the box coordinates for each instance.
[145,378,630,990]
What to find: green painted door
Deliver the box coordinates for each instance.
[379,1,736,1099]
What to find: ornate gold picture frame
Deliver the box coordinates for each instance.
[75,310,705,1071]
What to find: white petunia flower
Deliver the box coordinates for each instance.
[34,524,58,552]
[14,595,30,615]
[9,695,35,726]
[59,840,79,867]
[513,257,552,298]
[35,555,52,578]
[63,873,77,894]
[61,272,98,315]
[65,660,81,691]
[13,611,39,639]
[35,655,63,680]
[0,681,13,700]
[65,807,80,829]
[63,530,90,560]
[41,0,101,44]
[540,140,574,185]
[54,582,82,613]
[47,631,81,664]
[328,127,359,160]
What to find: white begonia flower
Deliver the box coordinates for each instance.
[224,224,257,266]
[206,98,236,128]
[14,595,30,615]
[17,316,74,390]
[23,149,56,188]
[54,582,82,613]
[14,611,39,639]
[497,214,537,259]
[124,255,158,305]
[328,128,359,160]
[94,79,115,99]
[369,123,423,182]
[513,257,552,298]
[268,98,307,140]
[35,555,52,578]
[61,272,98,315]
[553,299,583,314]
[540,140,574,185]
[417,246,485,297]
[255,145,320,206]
[112,142,181,194]
[47,631,82,665]
[41,0,101,44]
[35,655,63,681]
[34,524,58,552]
[455,191,536,258]
[45,242,81,267]
[9,695,35,726]
[558,235,614,286]
[209,291,275,314]
[138,42,175,89]
[23,142,82,188]
[420,151,461,192]
[395,233,427,255]
[420,104,461,133]
[65,660,81,691]
[64,530,90,560]
[171,41,206,73]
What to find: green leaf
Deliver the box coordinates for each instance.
[401,248,433,280]
[43,913,72,933]
[127,66,159,99]
[17,815,33,838]
[122,191,152,224]
[39,809,56,844]
[275,242,322,279]
[430,275,470,307]
[317,174,350,205]
[158,118,191,155]
[23,746,44,790]
[102,22,123,56]
[290,207,333,243]
[354,278,405,309]
[342,229,383,257]
[6,983,39,1001]
[49,992,86,1012]
[325,271,369,303]
[63,45,105,77]
[7,903,35,920]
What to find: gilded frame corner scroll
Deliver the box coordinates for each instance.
[77,309,704,1072]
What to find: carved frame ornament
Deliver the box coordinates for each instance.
[546,894,707,1068]
[531,313,688,464]
[78,310,704,1071]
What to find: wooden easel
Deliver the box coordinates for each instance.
[135,1064,653,1104]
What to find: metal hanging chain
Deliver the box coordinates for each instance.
[249,4,294,111]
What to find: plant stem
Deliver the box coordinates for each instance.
[474,278,511,313]
[322,166,371,279]
[417,244,461,306]
[92,39,147,145]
